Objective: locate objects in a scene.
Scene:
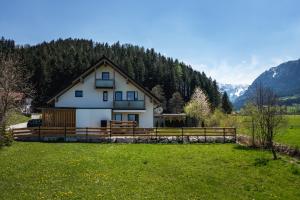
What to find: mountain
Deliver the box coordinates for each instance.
[218,83,248,103]
[0,37,221,110]
[234,59,300,109]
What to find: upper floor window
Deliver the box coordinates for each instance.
[127,91,138,101]
[75,90,83,97]
[103,91,108,101]
[102,72,110,80]
[115,91,122,101]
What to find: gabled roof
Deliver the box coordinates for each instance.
[47,55,160,104]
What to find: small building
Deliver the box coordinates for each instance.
[44,56,160,128]
[154,113,187,127]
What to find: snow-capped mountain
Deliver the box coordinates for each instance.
[218,83,249,103]
[234,58,300,109]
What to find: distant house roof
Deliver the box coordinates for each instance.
[47,55,160,104]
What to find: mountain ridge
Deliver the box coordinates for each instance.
[234,58,300,109]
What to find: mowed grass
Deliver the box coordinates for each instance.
[276,115,300,147]
[1,142,300,199]
[236,115,300,147]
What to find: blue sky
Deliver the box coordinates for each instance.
[1,0,300,84]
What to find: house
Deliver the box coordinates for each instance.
[45,56,160,128]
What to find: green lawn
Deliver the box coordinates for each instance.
[236,115,300,147]
[0,142,299,199]
[276,115,300,147]
[6,111,30,126]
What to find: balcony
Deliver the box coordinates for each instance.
[114,100,145,110]
[95,79,114,89]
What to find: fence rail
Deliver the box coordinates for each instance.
[11,126,236,143]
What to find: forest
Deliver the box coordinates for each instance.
[0,37,220,112]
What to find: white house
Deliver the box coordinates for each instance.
[45,56,160,128]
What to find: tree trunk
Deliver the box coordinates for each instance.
[271,145,277,160]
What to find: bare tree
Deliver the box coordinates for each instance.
[0,53,32,146]
[253,83,285,159]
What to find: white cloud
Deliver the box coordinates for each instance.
[187,55,293,85]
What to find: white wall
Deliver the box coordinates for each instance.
[76,109,111,127]
[55,69,114,108]
[139,96,154,127]
[55,63,157,128]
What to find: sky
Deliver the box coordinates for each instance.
[1,0,300,85]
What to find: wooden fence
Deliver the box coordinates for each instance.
[11,127,236,143]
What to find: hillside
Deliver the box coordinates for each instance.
[0,37,220,111]
[235,59,300,109]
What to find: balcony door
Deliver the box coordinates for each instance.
[127,91,138,101]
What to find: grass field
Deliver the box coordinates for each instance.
[6,111,30,126]
[236,115,300,147]
[0,142,299,199]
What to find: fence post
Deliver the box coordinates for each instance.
[155,127,158,143]
[86,127,88,142]
[132,125,135,143]
[204,127,206,143]
[234,128,237,143]
[181,127,184,143]
[223,128,225,143]
[38,126,41,142]
[64,126,67,142]
[109,122,112,143]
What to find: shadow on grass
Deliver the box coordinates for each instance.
[233,145,253,151]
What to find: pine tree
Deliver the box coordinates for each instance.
[221,92,233,114]
[0,37,221,108]
[168,92,184,113]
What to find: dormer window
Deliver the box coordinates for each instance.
[102,72,110,80]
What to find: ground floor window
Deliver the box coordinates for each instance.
[113,113,122,121]
[128,114,139,125]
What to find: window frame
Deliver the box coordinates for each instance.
[114,113,122,121]
[127,91,138,101]
[102,72,110,80]
[75,90,83,97]
[103,91,108,101]
[128,114,139,123]
[115,91,123,101]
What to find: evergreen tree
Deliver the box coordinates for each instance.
[0,37,221,109]
[168,92,184,113]
[151,85,167,110]
[221,92,233,114]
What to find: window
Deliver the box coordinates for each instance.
[114,113,122,121]
[75,90,83,97]
[102,72,110,80]
[115,91,122,101]
[128,114,139,124]
[127,91,138,101]
[103,91,108,101]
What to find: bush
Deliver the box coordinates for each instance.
[206,109,238,128]
[0,130,13,147]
